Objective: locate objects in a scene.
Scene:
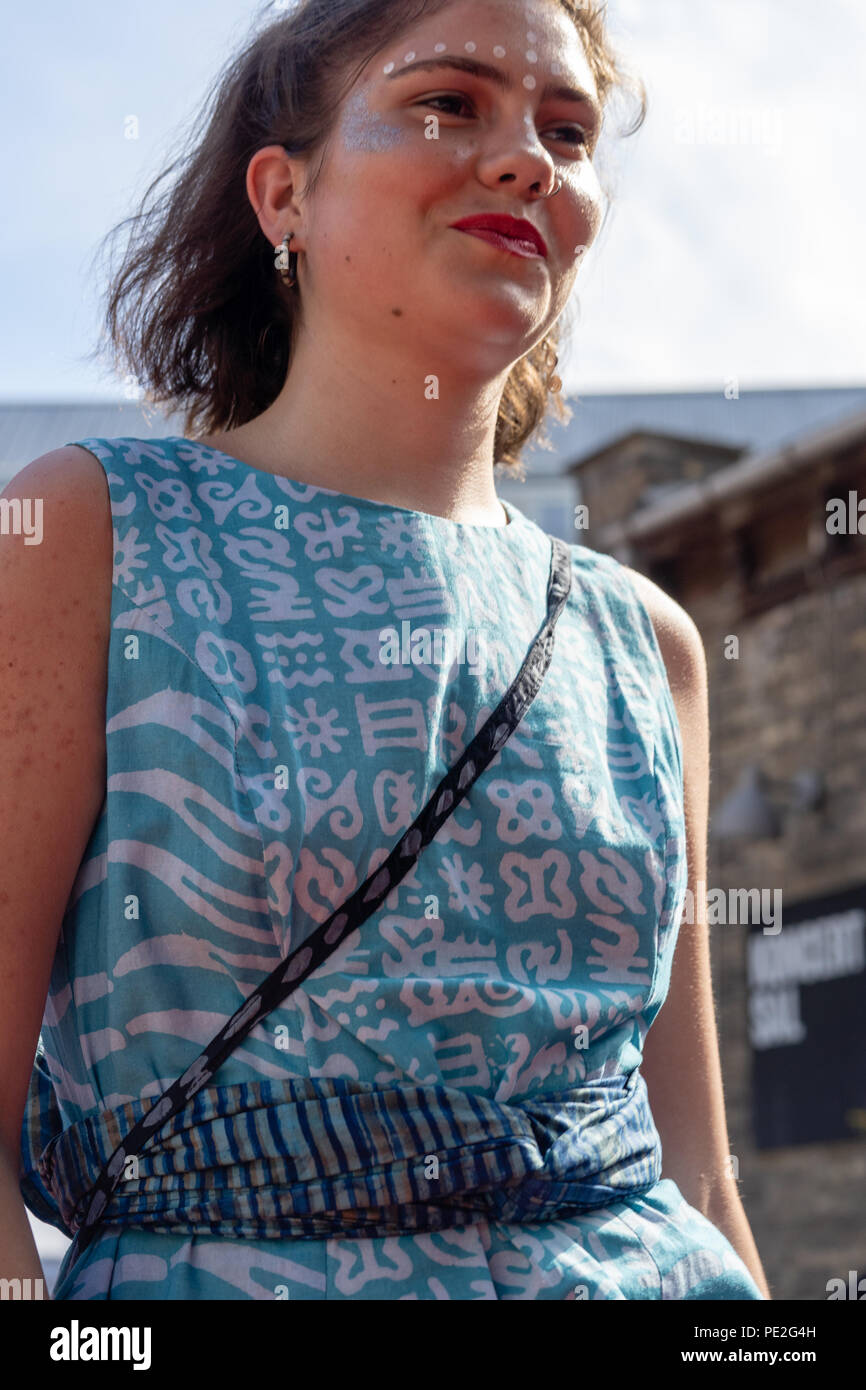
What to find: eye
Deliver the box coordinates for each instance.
[548,124,590,149]
[418,93,591,152]
[420,92,475,118]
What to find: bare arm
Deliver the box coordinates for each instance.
[0,446,112,1289]
[623,565,772,1301]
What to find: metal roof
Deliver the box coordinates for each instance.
[0,400,185,483]
[2,388,866,488]
[519,385,866,477]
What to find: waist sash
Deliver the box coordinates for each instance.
[36,1070,662,1239]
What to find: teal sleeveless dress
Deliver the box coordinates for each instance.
[19,436,764,1300]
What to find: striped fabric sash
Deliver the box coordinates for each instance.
[36,1070,662,1239]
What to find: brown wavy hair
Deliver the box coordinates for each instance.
[89,0,645,476]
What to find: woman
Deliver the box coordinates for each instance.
[2,0,770,1298]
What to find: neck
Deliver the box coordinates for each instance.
[208,320,516,526]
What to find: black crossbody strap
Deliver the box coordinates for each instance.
[69,535,573,1250]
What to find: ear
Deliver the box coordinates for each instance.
[245,144,310,252]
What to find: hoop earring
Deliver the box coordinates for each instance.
[547,336,563,394]
[275,232,298,288]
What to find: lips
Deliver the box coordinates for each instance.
[450,214,548,259]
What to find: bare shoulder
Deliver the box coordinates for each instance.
[0,441,114,735]
[2,443,111,515]
[1,444,113,602]
[619,562,707,697]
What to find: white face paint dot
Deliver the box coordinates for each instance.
[383,61,395,74]
[434,42,447,53]
[404,52,416,62]
[551,63,562,76]
[493,46,506,58]
[523,74,536,90]
[527,31,537,43]
[465,41,476,53]
[526,50,537,63]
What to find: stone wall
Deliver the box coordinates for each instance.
[683,547,866,1300]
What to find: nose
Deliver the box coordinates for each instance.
[476,118,561,201]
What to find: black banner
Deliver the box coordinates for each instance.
[747,881,866,1147]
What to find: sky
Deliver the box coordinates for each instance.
[1,0,863,401]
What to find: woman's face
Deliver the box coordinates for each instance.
[291,0,606,370]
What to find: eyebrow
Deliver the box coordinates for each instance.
[386,55,602,125]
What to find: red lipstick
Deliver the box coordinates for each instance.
[450,214,548,260]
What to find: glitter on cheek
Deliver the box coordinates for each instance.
[339,87,408,153]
